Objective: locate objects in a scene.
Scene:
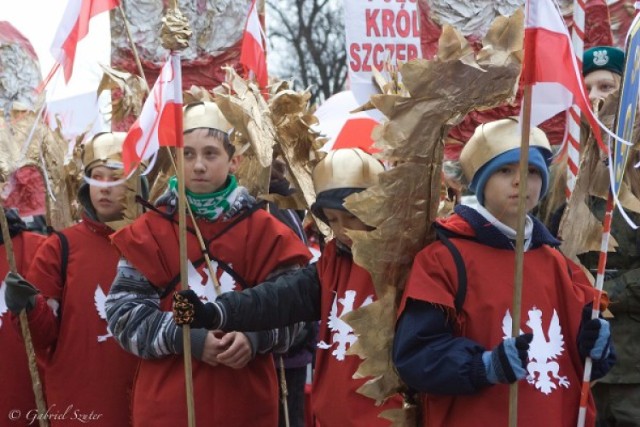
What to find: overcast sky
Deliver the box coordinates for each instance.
[0,0,110,99]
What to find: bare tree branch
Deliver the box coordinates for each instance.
[267,0,347,104]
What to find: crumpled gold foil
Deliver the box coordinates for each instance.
[340,10,524,425]
[160,5,192,52]
[97,64,147,122]
[214,68,329,235]
[0,101,73,229]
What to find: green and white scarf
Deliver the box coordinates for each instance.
[168,175,239,221]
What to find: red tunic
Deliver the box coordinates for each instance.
[111,208,311,427]
[0,232,45,426]
[400,214,597,427]
[314,240,403,427]
[25,218,139,427]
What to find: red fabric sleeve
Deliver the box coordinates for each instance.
[23,234,64,353]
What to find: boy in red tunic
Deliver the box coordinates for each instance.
[173,148,405,427]
[0,209,45,426]
[393,118,615,427]
[5,133,140,426]
[105,102,311,427]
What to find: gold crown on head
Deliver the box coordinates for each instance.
[459,117,551,183]
[183,102,232,133]
[312,148,384,194]
[82,132,126,175]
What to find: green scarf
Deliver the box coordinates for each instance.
[168,175,238,221]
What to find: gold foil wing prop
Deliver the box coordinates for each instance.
[558,92,628,261]
[59,126,87,224]
[340,11,525,422]
[269,84,322,209]
[183,85,215,104]
[0,103,73,229]
[97,64,147,122]
[267,83,329,235]
[215,67,276,196]
[160,4,192,52]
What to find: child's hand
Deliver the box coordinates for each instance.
[482,333,533,384]
[215,332,252,369]
[173,290,221,329]
[578,318,611,360]
[4,271,39,314]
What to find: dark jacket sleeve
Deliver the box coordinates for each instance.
[393,299,492,395]
[217,263,321,331]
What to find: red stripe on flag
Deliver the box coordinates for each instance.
[60,0,119,82]
[523,25,605,153]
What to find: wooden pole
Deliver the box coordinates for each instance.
[279,356,290,427]
[117,4,149,91]
[171,52,196,427]
[0,207,49,427]
[509,85,533,427]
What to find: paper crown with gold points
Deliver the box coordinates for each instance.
[183,101,232,133]
[82,132,126,175]
[460,117,552,205]
[310,148,385,220]
[312,148,384,194]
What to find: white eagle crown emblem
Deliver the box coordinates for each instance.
[593,50,609,67]
[502,307,569,395]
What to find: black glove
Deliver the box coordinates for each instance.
[173,290,220,329]
[578,318,611,360]
[482,333,533,384]
[4,271,39,314]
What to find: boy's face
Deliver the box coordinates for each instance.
[183,129,238,194]
[88,165,127,223]
[585,69,620,103]
[482,163,542,228]
[322,208,369,248]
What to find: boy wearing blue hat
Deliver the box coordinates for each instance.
[393,118,615,427]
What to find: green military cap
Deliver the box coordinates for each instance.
[583,46,625,77]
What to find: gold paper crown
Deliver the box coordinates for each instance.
[183,102,232,133]
[312,148,384,194]
[459,118,551,182]
[82,132,126,174]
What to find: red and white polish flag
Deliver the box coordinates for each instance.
[522,0,605,151]
[122,55,183,174]
[50,0,119,83]
[240,0,268,88]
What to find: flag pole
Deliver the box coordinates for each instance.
[160,2,195,425]
[509,85,533,427]
[117,4,149,92]
[174,54,196,426]
[576,193,613,427]
[0,205,49,427]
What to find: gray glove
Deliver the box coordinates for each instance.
[4,271,39,314]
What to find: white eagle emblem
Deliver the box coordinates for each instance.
[502,307,569,395]
[593,49,609,67]
[317,290,373,361]
[188,259,236,302]
[94,284,113,342]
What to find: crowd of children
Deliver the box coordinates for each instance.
[0,44,634,426]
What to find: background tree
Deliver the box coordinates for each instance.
[266,0,347,105]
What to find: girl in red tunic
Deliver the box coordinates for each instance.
[7,133,140,426]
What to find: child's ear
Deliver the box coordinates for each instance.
[229,154,242,174]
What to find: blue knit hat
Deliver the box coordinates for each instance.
[583,46,625,77]
[469,147,550,206]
